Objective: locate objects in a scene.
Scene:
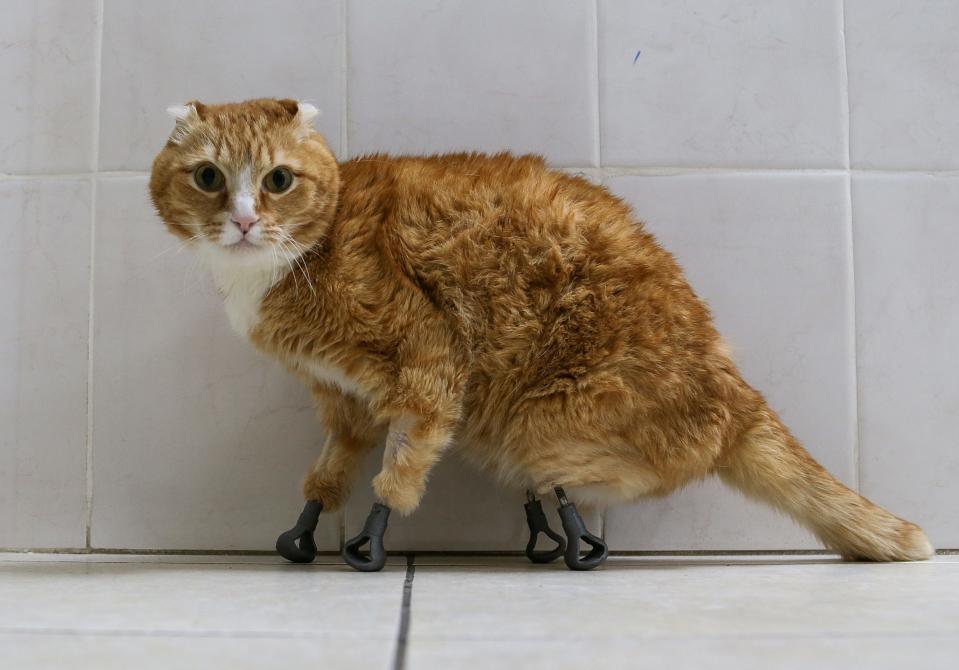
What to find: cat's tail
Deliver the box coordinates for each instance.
[716,405,933,561]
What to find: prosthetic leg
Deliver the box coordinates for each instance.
[276,500,392,572]
[524,487,608,571]
[276,500,323,563]
[279,486,605,572]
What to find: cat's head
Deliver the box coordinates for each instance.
[149,98,339,267]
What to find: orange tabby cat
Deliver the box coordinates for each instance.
[150,98,932,568]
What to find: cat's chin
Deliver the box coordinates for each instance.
[205,241,277,268]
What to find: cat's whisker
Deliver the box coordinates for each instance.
[282,234,317,299]
[276,240,301,297]
[180,248,204,297]
[274,232,316,298]
[150,233,205,262]
[269,244,279,288]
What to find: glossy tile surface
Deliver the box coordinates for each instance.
[846,1,959,168]
[599,0,846,167]
[0,180,91,548]
[0,553,405,670]
[98,0,344,170]
[90,177,338,550]
[412,556,959,640]
[0,635,380,670]
[853,174,959,548]
[3,553,956,670]
[410,635,959,670]
[0,1,98,173]
[603,173,855,550]
[347,0,597,166]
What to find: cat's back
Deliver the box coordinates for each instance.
[339,151,715,376]
[338,150,662,269]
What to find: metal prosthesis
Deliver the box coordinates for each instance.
[524,491,566,563]
[342,502,391,572]
[525,487,608,571]
[277,500,392,572]
[276,500,323,563]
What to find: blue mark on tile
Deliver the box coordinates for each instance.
[633,50,642,64]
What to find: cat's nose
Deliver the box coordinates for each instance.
[231,213,259,234]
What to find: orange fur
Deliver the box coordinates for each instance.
[149,99,932,561]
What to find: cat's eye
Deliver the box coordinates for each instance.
[193,162,225,192]
[264,166,294,194]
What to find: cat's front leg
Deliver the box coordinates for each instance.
[342,399,460,572]
[372,411,456,515]
[343,327,464,571]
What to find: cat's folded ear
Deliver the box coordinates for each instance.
[278,99,320,141]
[165,101,206,145]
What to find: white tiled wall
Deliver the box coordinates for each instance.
[1,0,956,552]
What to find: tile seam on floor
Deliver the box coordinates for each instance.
[0,627,396,641]
[405,631,959,645]
[392,554,415,670]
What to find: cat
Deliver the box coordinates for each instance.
[150,98,932,566]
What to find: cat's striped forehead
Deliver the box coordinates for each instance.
[166,98,319,170]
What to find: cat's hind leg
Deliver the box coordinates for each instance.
[553,486,609,570]
[523,490,566,564]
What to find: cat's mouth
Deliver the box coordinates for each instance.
[223,239,260,252]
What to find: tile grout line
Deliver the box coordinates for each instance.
[591,0,608,539]
[591,0,602,169]
[5,167,959,181]
[338,0,350,550]
[0,171,150,180]
[3,547,958,556]
[392,554,415,670]
[838,0,862,491]
[84,0,106,550]
[341,0,350,161]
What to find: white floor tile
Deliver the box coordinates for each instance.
[410,557,959,642]
[0,558,406,643]
[409,635,959,670]
[0,633,380,670]
[2,554,955,669]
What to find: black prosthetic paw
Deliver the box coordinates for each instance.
[276,500,323,563]
[343,503,391,572]
[524,492,566,563]
[555,487,608,571]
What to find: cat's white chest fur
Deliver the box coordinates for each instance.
[306,359,363,396]
[207,256,364,397]
[208,259,280,337]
